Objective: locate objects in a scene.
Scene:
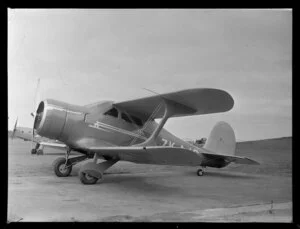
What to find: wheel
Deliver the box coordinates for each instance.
[31,149,37,154]
[37,149,44,155]
[79,171,99,185]
[197,169,204,176]
[53,157,72,177]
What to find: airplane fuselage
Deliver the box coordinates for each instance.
[34,99,204,157]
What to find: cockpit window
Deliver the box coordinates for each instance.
[104,107,118,118]
[131,115,143,127]
[121,113,132,123]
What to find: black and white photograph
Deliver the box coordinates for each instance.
[8,9,292,222]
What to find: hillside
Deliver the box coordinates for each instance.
[229,137,292,176]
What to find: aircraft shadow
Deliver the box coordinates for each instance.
[69,167,258,197]
[100,174,183,195]
[71,165,258,180]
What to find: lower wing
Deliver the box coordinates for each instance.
[12,134,67,150]
[39,142,67,150]
[89,146,202,165]
[88,146,259,166]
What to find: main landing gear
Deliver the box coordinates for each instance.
[53,157,73,177]
[52,149,119,185]
[52,148,90,178]
[78,154,119,185]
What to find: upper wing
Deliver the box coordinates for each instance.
[114,88,234,120]
[90,146,202,166]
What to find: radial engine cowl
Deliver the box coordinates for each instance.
[33,99,68,140]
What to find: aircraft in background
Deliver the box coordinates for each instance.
[187,138,207,147]
[10,118,67,155]
[32,88,259,185]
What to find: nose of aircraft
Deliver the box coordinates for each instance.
[33,101,45,132]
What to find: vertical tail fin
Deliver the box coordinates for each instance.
[203,121,236,156]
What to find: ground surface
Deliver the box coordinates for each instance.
[7,137,292,222]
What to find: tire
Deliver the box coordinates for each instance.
[31,149,37,154]
[37,149,43,155]
[197,169,204,176]
[79,171,99,185]
[53,157,72,177]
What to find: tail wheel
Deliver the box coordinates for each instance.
[53,157,72,177]
[79,171,99,185]
[197,169,204,176]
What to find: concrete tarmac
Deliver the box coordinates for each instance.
[8,138,292,222]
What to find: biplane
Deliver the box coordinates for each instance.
[32,88,259,184]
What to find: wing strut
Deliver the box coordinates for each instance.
[129,101,163,145]
[133,99,176,147]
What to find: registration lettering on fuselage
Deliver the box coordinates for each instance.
[161,138,200,154]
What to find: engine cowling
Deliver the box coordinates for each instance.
[34,99,69,140]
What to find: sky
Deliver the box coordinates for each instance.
[8,9,292,141]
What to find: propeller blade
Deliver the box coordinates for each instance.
[31,121,35,151]
[31,78,40,152]
[11,117,18,139]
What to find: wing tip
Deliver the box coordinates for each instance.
[247,158,260,165]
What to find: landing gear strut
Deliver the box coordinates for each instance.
[53,157,72,177]
[52,148,89,177]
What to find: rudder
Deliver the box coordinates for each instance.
[203,121,236,156]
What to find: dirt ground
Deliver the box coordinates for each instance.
[7,137,292,222]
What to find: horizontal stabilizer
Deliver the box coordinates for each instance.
[201,148,260,165]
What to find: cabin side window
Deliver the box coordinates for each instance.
[121,112,132,123]
[104,107,119,118]
[130,115,143,127]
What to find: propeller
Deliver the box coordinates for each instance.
[31,78,41,151]
[11,117,18,139]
